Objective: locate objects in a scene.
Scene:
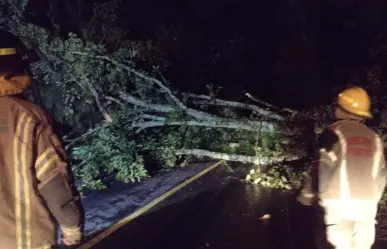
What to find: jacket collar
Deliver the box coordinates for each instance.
[0,74,32,96]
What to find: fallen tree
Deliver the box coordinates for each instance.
[0,0,316,190]
[66,62,314,190]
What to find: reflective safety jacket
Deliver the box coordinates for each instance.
[299,119,387,208]
[0,75,83,248]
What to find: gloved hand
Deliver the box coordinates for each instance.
[61,226,83,246]
[297,193,316,206]
[63,235,81,246]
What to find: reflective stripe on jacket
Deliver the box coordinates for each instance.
[0,75,83,248]
[300,119,387,204]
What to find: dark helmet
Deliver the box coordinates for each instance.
[0,29,38,75]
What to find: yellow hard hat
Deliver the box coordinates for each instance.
[337,86,372,118]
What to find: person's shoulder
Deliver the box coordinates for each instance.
[6,96,52,125]
[325,120,380,144]
[317,122,341,150]
[337,119,377,137]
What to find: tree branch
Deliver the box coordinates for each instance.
[173,149,299,165]
[72,52,218,120]
[153,66,186,109]
[70,74,113,123]
[245,92,282,110]
[246,92,298,115]
[118,92,280,133]
[118,92,176,113]
[88,83,113,122]
[64,124,109,150]
[133,119,277,134]
[105,96,124,106]
[140,114,167,121]
[118,91,224,121]
[187,93,284,120]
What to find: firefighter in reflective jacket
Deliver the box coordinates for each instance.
[298,86,387,249]
[0,30,84,248]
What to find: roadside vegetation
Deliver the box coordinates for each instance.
[1,0,387,201]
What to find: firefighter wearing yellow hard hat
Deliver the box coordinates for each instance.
[298,86,386,249]
[0,29,84,248]
[336,86,373,118]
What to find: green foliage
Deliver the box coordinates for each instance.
[1,0,169,191]
[301,105,334,135]
[0,0,309,192]
[0,0,28,16]
[0,1,169,133]
[246,164,306,190]
[80,0,169,70]
[82,0,127,48]
[69,104,291,190]
[71,111,149,190]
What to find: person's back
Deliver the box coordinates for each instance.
[319,119,385,219]
[298,86,386,249]
[0,29,84,248]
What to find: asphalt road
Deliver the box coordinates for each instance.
[79,162,387,249]
[78,162,214,236]
[82,165,322,249]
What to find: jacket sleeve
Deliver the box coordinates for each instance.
[378,160,387,200]
[34,116,84,242]
[376,136,387,200]
[297,128,341,205]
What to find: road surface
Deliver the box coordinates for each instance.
[77,162,387,249]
